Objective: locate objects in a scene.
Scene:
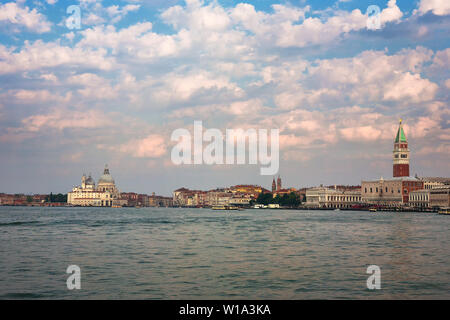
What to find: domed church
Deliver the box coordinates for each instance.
[68,165,121,207]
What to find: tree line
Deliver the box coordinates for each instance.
[255,192,303,207]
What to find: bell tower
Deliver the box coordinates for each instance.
[393,119,410,177]
[277,175,282,191]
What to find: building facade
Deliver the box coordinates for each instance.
[361,177,423,206]
[429,186,450,208]
[68,165,121,207]
[409,189,430,208]
[305,187,362,208]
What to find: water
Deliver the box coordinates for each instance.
[0,206,449,299]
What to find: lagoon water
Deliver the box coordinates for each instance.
[0,206,449,299]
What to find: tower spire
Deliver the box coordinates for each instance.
[393,119,410,177]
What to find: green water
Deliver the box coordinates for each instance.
[0,207,448,299]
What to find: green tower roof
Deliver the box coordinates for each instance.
[395,120,407,143]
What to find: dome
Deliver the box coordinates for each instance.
[98,165,115,185]
[85,175,95,185]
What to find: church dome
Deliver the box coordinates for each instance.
[98,165,115,185]
[85,175,95,185]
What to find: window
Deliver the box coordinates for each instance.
[401,154,407,158]
[365,188,367,193]
[370,188,373,193]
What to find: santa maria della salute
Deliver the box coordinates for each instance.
[67,165,126,207]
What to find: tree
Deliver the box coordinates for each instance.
[256,192,274,205]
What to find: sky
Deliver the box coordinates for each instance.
[0,0,449,196]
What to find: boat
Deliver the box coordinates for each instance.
[369,208,377,212]
[212,205,241,210]
[253,204,268,209]
[438,207,450,215]
[334,208,340,211]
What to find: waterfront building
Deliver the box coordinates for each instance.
[121,192,138,206]
[148,194,173,207]
[173,186,263,207]
[393,119,410,177]
[361,177,423,206]
[419,177,450,190]
[409,189,430,208]
[277,176,282,191]
[429,186,450,208]
[67,165,121,207]
[305,186,362,208]
[272,178,276,192]
[207,190,233,206]
[229,185,268,199]
[228,194,252,206]
[172,188,206,206]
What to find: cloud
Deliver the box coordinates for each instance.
[418,0,450,16]
[267,47,437,110]
[21,109,111,132]
[0,2,51,33]
[231,1,402,48]
[382,72,438,102]
[80,1,141,26]
[67,73,118,100]
[5,89,70,104]
[119,134,167,158]
[0,40,114,75]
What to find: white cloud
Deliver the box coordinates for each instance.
[0,2,51,33]
[417,0,450,16]
[21,109,111,132]
[119,134,167,158]
[0,40,115,75]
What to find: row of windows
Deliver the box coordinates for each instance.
[326,196,361,202]
[365,187,400,194]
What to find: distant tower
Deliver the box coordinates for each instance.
[277,175,282,191]
[393,119,410,177]
[272,177,276,192]
[81,174,86,189]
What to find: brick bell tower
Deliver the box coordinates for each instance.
[393,119,410,177]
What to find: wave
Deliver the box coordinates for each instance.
[0,221,40,227]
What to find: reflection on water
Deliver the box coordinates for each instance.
[0,207,448,299]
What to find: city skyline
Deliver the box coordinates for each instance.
[0,0,449,195]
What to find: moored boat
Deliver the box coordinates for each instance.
[438,207,450,215]
[212,205,241,210]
